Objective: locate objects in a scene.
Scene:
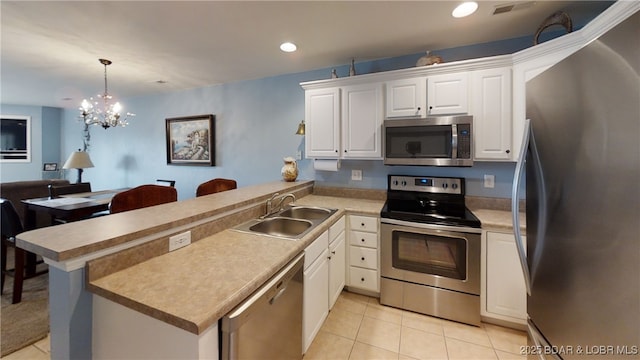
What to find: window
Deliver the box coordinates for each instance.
[1,115,31,162]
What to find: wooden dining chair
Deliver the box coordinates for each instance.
[1,198,47,304]
[196,178,237,197]
[109,184,178,214]
[48,182,92,198]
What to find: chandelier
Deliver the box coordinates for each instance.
[79,58,135,129]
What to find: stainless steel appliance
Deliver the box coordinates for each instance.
[383,115,473,166]
[514,12,639,359]
[380,175,482,326]
[221,253,304,360]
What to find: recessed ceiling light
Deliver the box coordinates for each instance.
[452,2,478,18]
[280,42,297,52]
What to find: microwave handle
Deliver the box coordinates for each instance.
[451,124,458,159]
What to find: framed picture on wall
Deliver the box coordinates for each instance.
[43,163,58,171]
[165,114,215,166]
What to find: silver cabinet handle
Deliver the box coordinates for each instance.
[512,119,532,296]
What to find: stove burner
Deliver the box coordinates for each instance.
[381,175,481,228]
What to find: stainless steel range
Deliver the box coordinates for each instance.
[380,175,482,326]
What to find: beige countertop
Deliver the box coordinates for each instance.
[88,194,385,335]
[473,209,526,232]
[17,180,315,261]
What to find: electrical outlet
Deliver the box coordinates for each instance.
[296,150,302,160]
[169,231,191,251]
[484,174,495,189]
[352,169,363,181]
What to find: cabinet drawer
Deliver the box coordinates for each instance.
[349,230,378,249]
[349,267,378,292]
[349,246,377,270]
[329,216,346,244]
[304,231,329,270]
[349,215,378,233]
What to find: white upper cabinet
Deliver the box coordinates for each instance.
[305,88,341,158]
[385,77,427,118]
[426,72,469,115]
[471,67,513,160]
[342,83,383,159]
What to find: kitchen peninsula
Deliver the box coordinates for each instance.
[16,180,385,359]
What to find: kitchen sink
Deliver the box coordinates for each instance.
[248,217,312,237]
[232,204,337,240]
[277,206,334,221]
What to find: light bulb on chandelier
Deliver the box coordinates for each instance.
[79,58,135,129]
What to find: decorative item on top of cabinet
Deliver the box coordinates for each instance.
[331,69,338,78]
[416,51,443,67]
[534,11,573,45]
[349,58,356,76]
[281,157,298,182]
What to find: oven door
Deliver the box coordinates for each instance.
[380,219,480,295]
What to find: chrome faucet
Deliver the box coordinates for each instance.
[263,192,296,217]
[274,193,296,212]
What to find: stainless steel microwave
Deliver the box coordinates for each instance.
[383,115,473,166]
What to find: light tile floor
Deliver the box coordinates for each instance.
[2,291,526,360]
[304,291,527,360]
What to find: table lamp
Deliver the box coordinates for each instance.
[62,150,94,183]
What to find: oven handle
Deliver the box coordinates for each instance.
[512,119,532,296]
[380,218,482,234]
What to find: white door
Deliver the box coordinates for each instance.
[305,88,340,157]
[303,248,329,353]
[471,67,512,160]
[328,230,346,309]
[385,77,427,118]
[342,83,383,159]
[427,73,469,115]
[486,232,527,320]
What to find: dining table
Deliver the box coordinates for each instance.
[21,189,127,231]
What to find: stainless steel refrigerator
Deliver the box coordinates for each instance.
[512,11,639,360]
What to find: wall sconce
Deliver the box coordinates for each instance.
[295,120,305,135]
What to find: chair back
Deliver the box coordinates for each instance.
[1,198,24,238]
[196,178,237,197]
[109,185,178,214]
[155,179,176,187]
[48,182,92,198]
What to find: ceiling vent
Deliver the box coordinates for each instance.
[493,1,536,15]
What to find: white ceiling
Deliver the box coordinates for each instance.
[1,1,612,108]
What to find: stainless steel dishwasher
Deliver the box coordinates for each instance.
[221,253,304,360]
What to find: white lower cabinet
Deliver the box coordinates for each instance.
[328,220,346,309]
[303,216,346,354]
[482,231,527,326]
[346,214,379,294]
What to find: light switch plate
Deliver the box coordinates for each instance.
[352,169,363,181]
[169,231,191,251]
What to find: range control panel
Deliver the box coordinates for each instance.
[389,175,464,195]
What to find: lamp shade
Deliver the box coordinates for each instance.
[63,151,94,169]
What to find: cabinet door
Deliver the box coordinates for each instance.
[342,83,383,159]
[328,230,346,309]
[303,248,329,353]
[305,88,340,158]
[471,67,512,160]
[485,232,526,321]
[385,77,427,118]
[427,73,469,115]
